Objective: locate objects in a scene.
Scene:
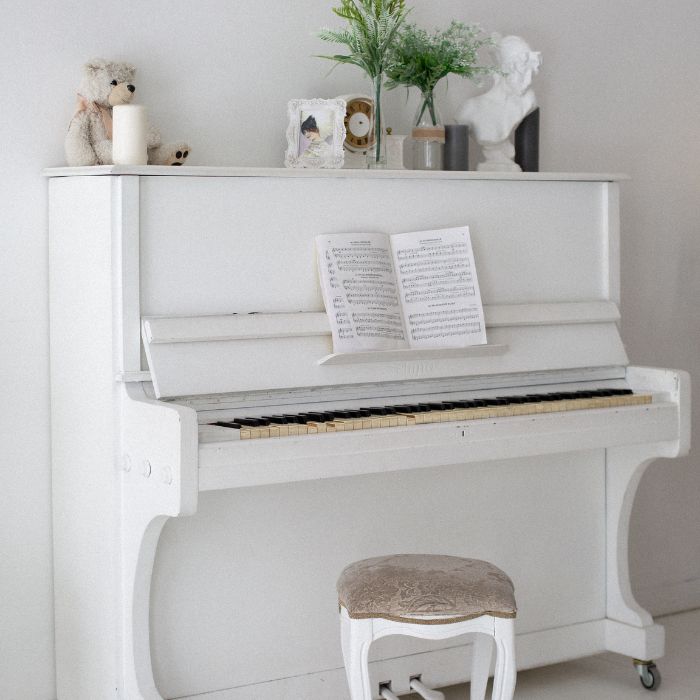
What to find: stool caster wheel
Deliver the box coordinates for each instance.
[634,660,661,690]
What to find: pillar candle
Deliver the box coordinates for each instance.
[112,105,147,165]
[386,134,407,169]
[444,125,469,170]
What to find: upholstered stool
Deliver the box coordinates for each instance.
[337,554,517,700]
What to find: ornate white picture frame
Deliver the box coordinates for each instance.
[285,98,346,169]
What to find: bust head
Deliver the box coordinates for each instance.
[497,35,541,95]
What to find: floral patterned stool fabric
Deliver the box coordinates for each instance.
[337,554,517,700]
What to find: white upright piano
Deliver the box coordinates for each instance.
[47,167,690,700]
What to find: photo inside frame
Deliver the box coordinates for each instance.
[298,108,334,157]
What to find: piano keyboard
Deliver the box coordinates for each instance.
[206,389,652,440]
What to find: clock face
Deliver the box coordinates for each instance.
[344,97,374,152]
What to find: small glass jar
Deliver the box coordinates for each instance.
[412,127,445,170]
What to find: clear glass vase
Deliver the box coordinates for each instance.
[367,75,387,168]
[415,89,442,128]
[412,89,445,170]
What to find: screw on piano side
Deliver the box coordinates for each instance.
[142,459,152,478]
[634,659,661,690]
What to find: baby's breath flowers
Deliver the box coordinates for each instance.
[386,22,493,126]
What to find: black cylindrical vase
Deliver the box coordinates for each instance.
[514,107,540,172]
[444,124,469,170]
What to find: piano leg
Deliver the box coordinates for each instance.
[120,385,199,699]
[121,512,171,700]
[604,443,678,663]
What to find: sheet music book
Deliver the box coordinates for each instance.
[315,226,487,354]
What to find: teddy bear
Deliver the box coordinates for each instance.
[65,58,190,167]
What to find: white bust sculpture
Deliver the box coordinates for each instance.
[457,35,542,171]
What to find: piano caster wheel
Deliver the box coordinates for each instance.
[634,660,661,691]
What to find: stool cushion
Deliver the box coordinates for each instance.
[337,554,516,624]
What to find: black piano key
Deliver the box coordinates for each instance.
[295,413,317,422]
[305,412,327,422]
[213,421,242,429]
[283,414,307,424]
[262,415,288,423]
[495,397,514,404]
[236,418,266,426]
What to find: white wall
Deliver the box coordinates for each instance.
[1,1,698,697]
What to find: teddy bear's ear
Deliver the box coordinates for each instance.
[84,58,108,74]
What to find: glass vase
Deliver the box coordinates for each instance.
[412,89,445,170]
[367,74,387,168]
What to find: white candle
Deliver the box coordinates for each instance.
[386,134,407,169]
[112,105,147,165]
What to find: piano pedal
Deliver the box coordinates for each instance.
[409,675,445,700]
[378,681,400,700]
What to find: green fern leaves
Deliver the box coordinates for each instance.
[317,0,409,79]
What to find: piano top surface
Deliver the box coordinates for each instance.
[42,165,629,182]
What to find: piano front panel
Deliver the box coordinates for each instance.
[151,450,606,698]
[137,174,624,398]
[139,175,612,318]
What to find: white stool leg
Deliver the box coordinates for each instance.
[490,618,516,700]
[340,611,374,700]
[470,631,493,700]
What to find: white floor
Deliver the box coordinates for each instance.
[408,609,700,700]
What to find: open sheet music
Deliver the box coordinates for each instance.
[316,226,486,353]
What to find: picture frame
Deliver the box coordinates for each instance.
[285,98,346,169]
